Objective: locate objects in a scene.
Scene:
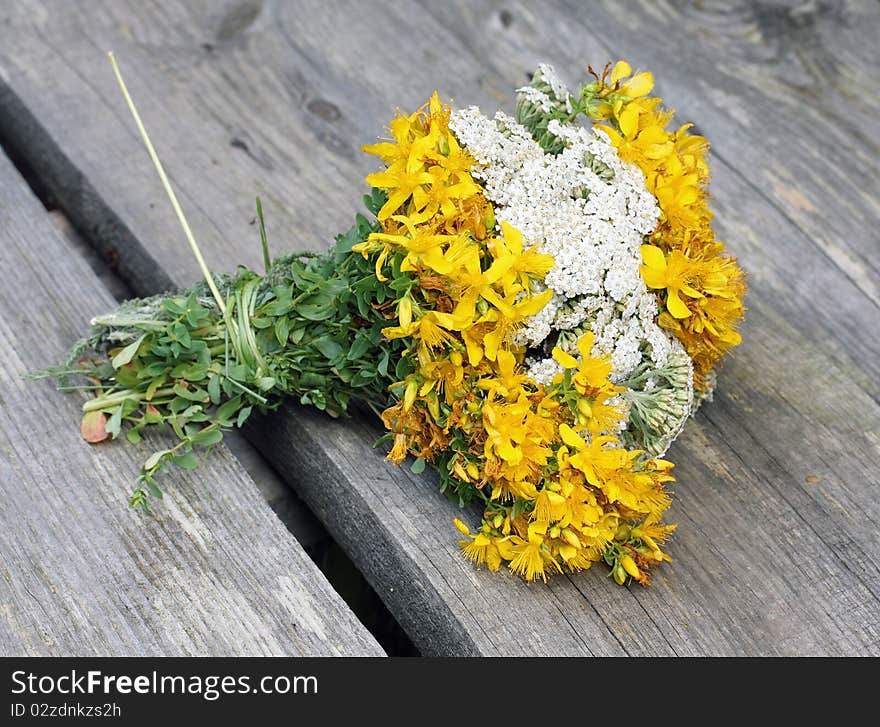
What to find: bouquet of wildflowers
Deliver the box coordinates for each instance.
[44,60,745,585]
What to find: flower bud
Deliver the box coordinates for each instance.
[621,555,641,579]
[562,529,580,549]
[397,297,412,329]
[404,380,418,410]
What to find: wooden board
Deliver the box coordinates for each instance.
[0,150,383,656]
[0,0,877,655]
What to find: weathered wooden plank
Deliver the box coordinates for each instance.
[0,0,877,655]
[0,150,383,656]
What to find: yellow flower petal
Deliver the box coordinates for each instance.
[666,289,692,319]
[576,332,595,359]
[558,423,586,450]
[552,347,579,369]
[618,103,640,139]
[610,60,631,84]
[640,244,666,270]
[621,71,654,98]
[639,265,667,289]
[453,518,471,536]
[499,220,523,253]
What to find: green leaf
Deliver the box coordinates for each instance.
[185,294,207,326]
[334,367,353,383]
[115,364,141,388]
[313,336,343,361]
[236,406,252,428]
[111,334,146,369]
[126,427,142,445]
[162,298,186,315]
[170,321,192,347]
[169,418,186,439]
[207,374,221,405]
[105,404,124,439]
[295,302,335,321]
[274,317,290,346]
[192,428,224,447]
[257,376,276,391]
[347,332,371,361]
[349,369,376,387]
[181,404,203,418]
[172,452,199,469]
[170,362,208,381]
[377,350,390,377]
[144,449,171,471]
[173,384,208,402]
[216,396,242,422]
[144,405,162,424]
[411,458,426,474]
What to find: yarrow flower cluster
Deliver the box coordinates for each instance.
[49,61,745,588]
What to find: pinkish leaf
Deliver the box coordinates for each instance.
[81,410,109,444]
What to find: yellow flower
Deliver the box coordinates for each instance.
[454,519,515,572]
[482,396,531,466]
[551,333,622,434]
[369,215,464,275]
[387,433,409,464]
[410,166,481,224]
[600,99,674,170]
[476,349,530,399]
[533,489,567,523]
[650,155,703,229]
[362,112,421,168]
[382,310,467,353]
[417,352,465,405]
[366,164,435,220]
[508,522,558,582]
[489,221,555,290]
[552,345,579,370]
[448,245,515,323]
[610,60,654,99]
[460,286,552,367]
[640,244,703,319]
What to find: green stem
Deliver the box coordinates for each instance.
[256,196,271,274]
[108,52,227,317]
[82,386,176,412]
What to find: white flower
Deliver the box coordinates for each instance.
[449,106,679,384]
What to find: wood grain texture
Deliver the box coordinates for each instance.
[0,151,383,656]
[0,0,877,655]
